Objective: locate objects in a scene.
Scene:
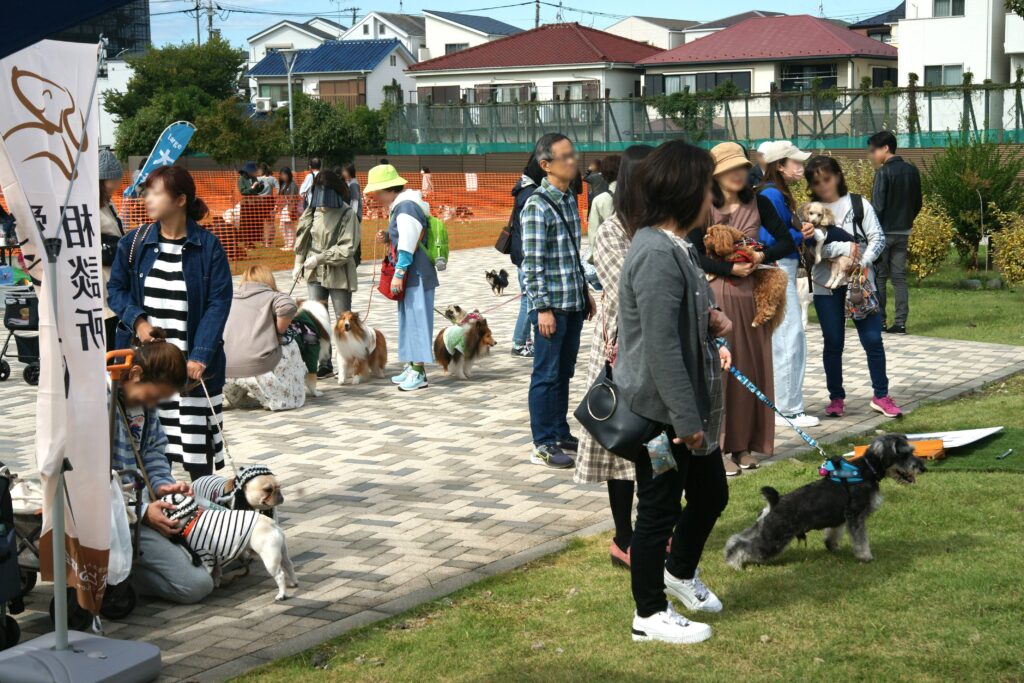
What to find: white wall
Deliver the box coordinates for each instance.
[306,18,346,38]
[1006,13,1024,76]
[899,0,1008,85]
[248,25,324,68]
[604,18,673,49]
[366,49,417,107]
[411,65,640,101]
[98,60,132,147]
[422,15,495,61]
[680,28,719,43]
[343,14,424,56]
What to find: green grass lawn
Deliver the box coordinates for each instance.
[237,377,1024,683]
[811,253,1024,346]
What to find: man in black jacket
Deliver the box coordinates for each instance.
[868,131,922,334]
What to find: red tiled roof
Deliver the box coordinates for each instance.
[408,22,660,72]
[639,14,898,66]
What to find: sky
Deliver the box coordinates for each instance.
[149,0,900,47]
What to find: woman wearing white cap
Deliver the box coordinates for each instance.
[756,141,820,429]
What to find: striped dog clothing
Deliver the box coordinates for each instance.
[192,465,276,511]
[161,493,260,570]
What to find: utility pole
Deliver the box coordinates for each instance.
[195,0,201,44]
[535,0,540,27]
[206,0,216,40]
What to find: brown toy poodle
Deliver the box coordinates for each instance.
[703,224,788,331]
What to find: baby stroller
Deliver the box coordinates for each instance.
[0,284,40,386]
[1,462,25,650]
[10,350,149,631]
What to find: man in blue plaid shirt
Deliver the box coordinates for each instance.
[521,133,595,468]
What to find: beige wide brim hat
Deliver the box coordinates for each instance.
[710,142,752,176]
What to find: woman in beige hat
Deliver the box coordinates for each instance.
[687,142,796,476]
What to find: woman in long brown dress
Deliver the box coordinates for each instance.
[688,143,795,476]
[575,144,654,569]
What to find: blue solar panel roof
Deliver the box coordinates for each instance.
[423,10,521,36]
[248,39,401,76]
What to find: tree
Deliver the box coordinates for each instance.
[289,93,387,164]
[107,37,245,158]
[194,98,288,165]
[922,136,1024,266]
[1008,0,1024,18]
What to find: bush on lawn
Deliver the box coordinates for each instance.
[989,206,1024,285]
[908,202,955,280]
[839,158,876,199]
[922,136,1024,267]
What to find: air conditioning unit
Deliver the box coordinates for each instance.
[255,97,272,112]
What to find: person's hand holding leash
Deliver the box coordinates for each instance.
[303,254,320,270]
[674,431,705,449]
[391,270,405,296]
[718,346,732,371]
[134,318,156,343]
[186,360,205,381]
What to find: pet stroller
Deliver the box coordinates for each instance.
[0,284,40,386]
[0,462,25,650]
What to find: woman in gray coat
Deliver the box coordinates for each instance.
[616,141,731,646]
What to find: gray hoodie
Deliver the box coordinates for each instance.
[224,282,297,378]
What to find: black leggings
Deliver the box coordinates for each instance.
[630,445,729,618]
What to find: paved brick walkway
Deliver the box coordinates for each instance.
[2,246,1023,682]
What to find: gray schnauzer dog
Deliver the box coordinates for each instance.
[725,434,924,569]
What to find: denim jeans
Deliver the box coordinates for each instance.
[631,443,728,618]
[813,288,889,400]
[513,268,531,347]
[875,233,909,327]
[528,309,584,446]
[771,258,807,415]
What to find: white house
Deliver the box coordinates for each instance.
[341,12,426,58]
[247,18,347,71]
[420,10,520,62]
[603,16,698,50]
[678,10,785,43]
[640,14,898,139]
[247,39,416,111]
[407,23,660,104]
[849,2,904,46]
[97,59,133,147]
[1005,12,1024,77]
[898,0,1009,86]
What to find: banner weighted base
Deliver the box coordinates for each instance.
[0,630,160,683]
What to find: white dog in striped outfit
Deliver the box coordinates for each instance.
[161,493,298,601]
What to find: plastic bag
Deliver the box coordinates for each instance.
[108,474,133,585]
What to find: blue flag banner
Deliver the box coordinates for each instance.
[123,120,196,198]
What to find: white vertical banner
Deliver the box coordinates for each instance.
[0,39,109,614]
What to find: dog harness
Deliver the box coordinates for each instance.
[819,457,881,484]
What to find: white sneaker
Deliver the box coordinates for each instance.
[775,412,820,428]
[664,568,723,613]
[631,603,712,644]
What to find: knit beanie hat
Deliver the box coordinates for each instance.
[161,493,199,523]
[98,149,123,181]
[235,465,274,492]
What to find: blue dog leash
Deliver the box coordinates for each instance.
[714,338,828,459]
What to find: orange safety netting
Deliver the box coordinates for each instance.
[1,171,589,275]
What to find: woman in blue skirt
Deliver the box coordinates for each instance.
[365,164,439,391]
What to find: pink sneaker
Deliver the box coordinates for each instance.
[871,396,903,418]
[825,399,845,417]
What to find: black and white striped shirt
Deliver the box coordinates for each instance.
[143,236,188,350]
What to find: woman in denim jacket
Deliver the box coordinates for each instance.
[108,166,233,479]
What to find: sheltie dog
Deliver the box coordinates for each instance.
[297,299,331,397]
[433,313,496,380]
[332,310,388,384]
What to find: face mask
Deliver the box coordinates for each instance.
[787,164,805,182]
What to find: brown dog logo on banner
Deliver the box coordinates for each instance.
[2,66,88,180]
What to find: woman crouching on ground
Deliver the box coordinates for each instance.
[365,164,438,392]
[223,264,307,411]
[616,140,731,645]
[574,144,653,569]
[112,331,214,604]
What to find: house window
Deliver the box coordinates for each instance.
[924,64,964,86]
[362,24,369,35]
[417,85,461,104]
[872,67,899,87]
[390,55,397,66]
[258,82,302,102]
[780,63,838,91]
[380,24,386,34]
[470,83,532,103]
[933,0,965,16]
[663,71,751,94]
[553,80,600,100]
[868,29,892,43]
[445,43,469,54]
